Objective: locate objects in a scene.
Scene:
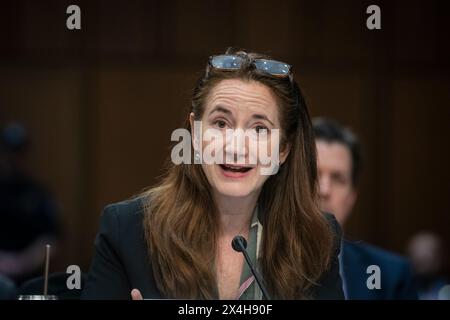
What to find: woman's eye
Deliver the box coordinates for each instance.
[254,125,269,133]
[214,119,227,129]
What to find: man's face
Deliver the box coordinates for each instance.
[316,140,357,227]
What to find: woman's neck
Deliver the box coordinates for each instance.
[214,192,259,237]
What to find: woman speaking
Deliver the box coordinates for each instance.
[82,49,344,300]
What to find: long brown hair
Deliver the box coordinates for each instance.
[142,49,334,299]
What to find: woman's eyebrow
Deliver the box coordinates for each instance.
[252,114,274,126]
[208,105,233,116]
[208,105,274,126]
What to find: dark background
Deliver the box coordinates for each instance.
[1,0,449,275]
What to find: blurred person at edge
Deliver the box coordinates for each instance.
[0,122,60,286]
[407,232,449,300]
[313,117,418,299]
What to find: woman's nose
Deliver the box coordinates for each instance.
[223,128,249,163]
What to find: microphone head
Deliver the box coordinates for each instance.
[231,235,247,252]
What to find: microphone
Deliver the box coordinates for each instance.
[231,235,271,300]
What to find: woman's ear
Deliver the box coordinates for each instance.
[279,143,291,165]
[189,112,195,130]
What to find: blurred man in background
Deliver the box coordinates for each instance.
[407,231,449,299]
[0,122,60,288]
[313,117,417,299]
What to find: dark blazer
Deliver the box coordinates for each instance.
[341,240,418,300]
[81,196,344,300]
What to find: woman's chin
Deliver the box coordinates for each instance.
[221,187,252,197]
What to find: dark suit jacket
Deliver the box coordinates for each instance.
[341,240,418,299]
[81,196,345,299]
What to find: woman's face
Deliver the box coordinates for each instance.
[191,78,289,199]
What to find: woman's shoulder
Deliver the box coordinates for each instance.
[100,195,147,224]
[83,195,156,299]
[308,212,345,299]
[96,195,149,247]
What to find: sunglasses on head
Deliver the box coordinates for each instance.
[209,54,292,78]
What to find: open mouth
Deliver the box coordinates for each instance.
[219,164,253,173]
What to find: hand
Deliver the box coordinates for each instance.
[131,289,143,300]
